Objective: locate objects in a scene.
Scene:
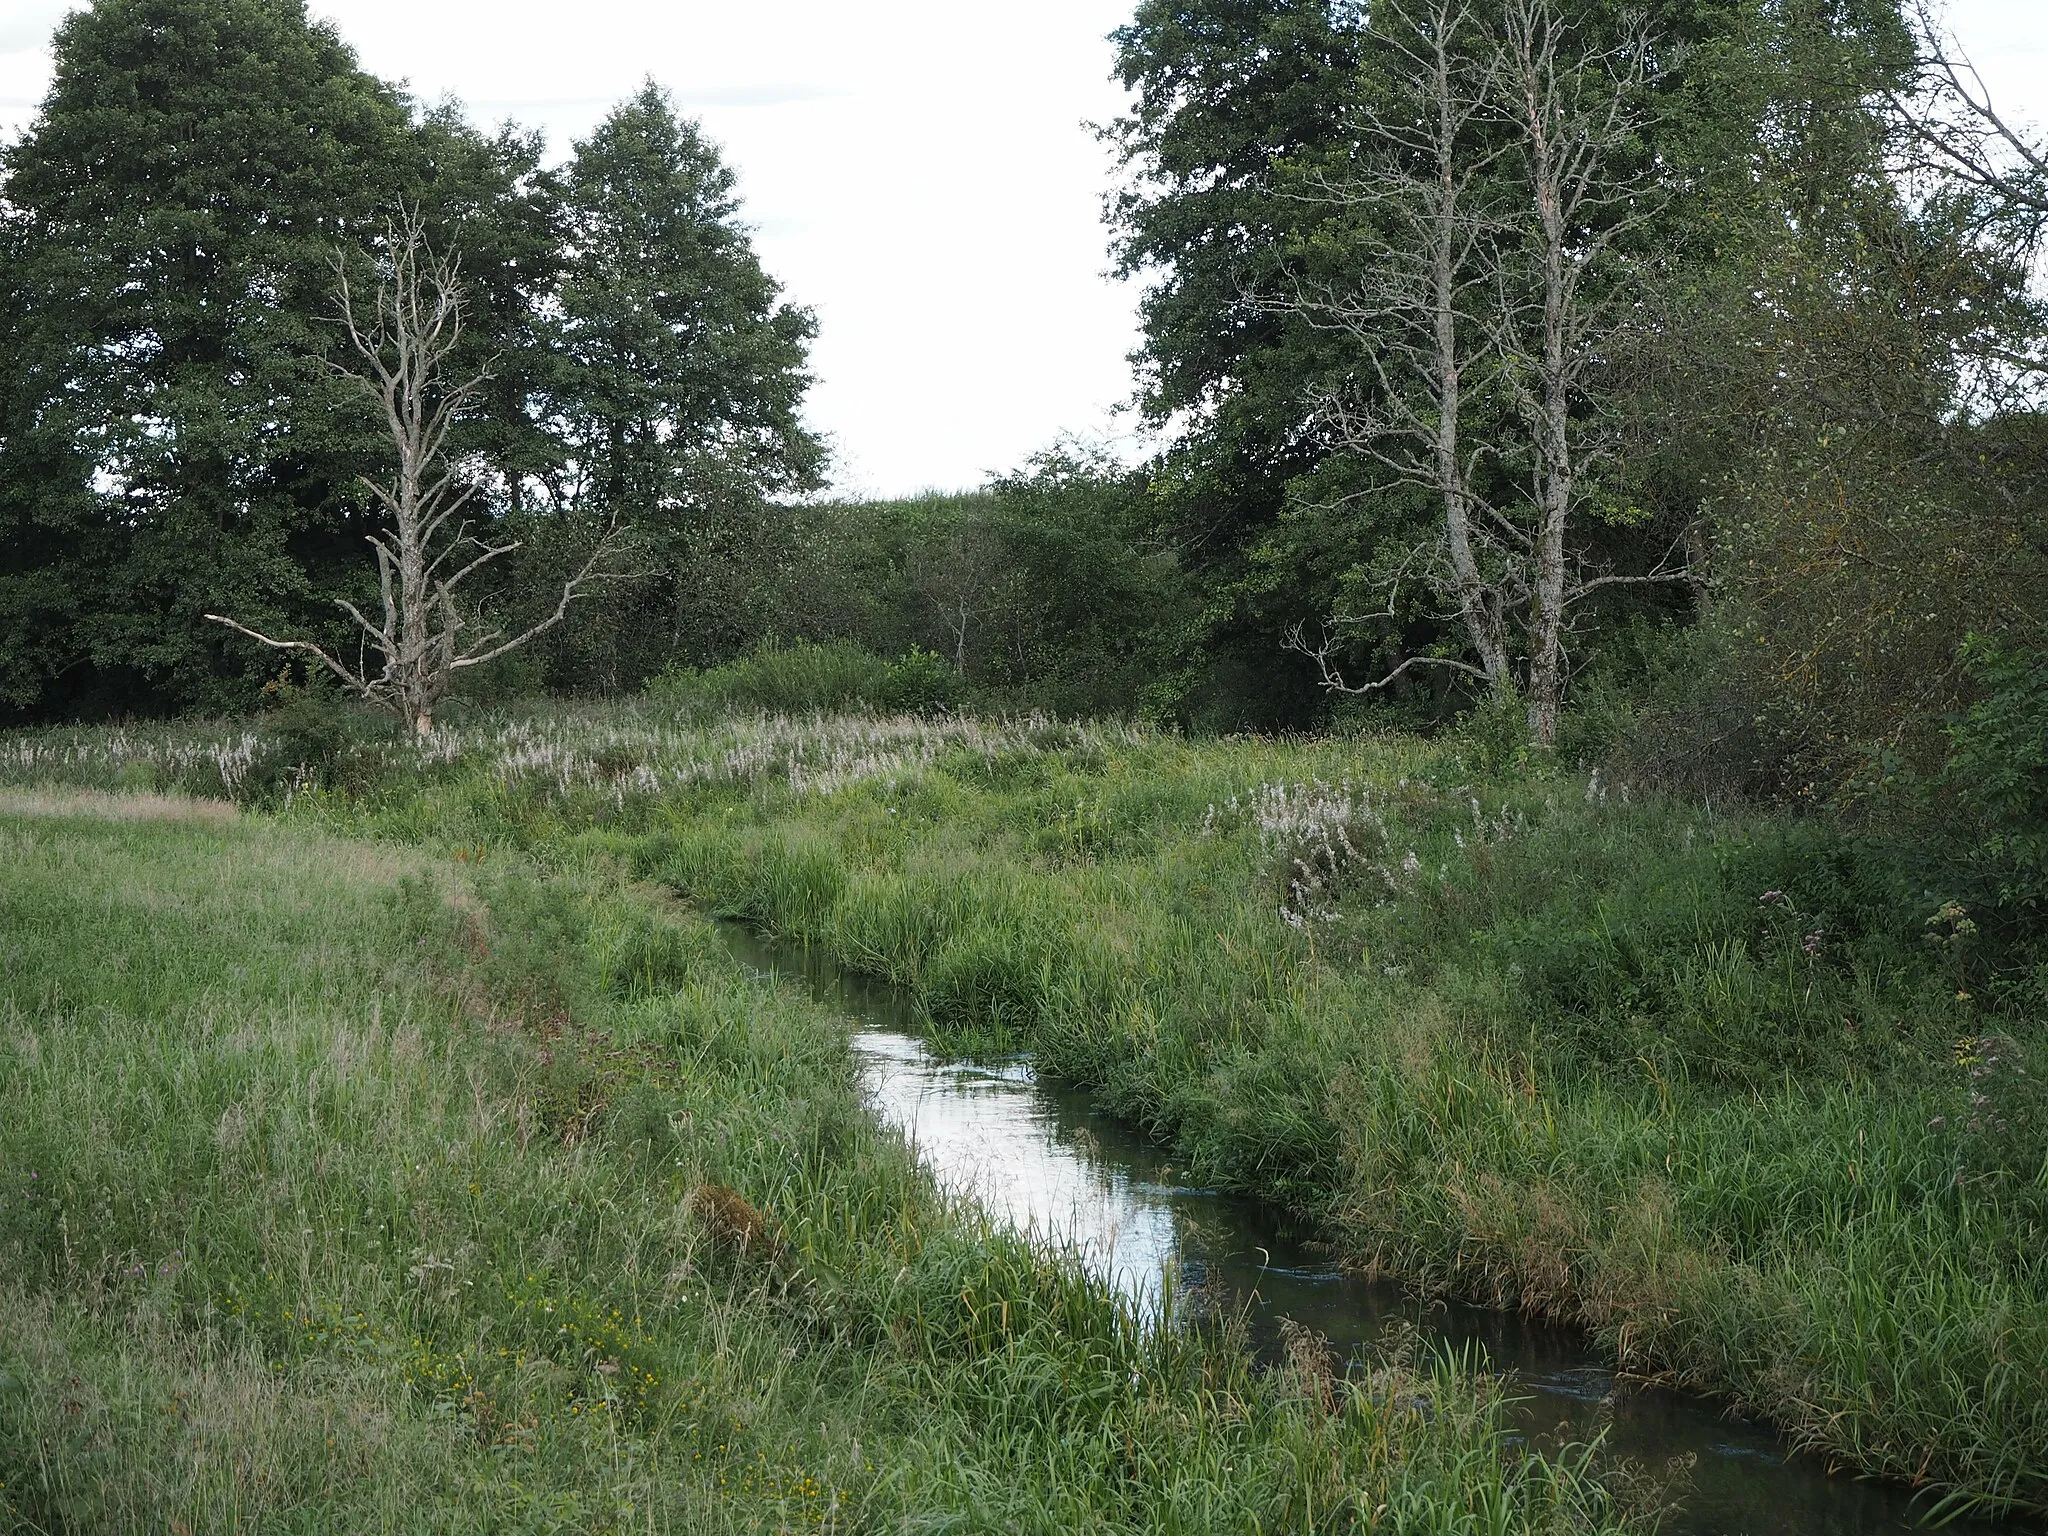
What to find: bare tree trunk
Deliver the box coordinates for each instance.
[1513,0,1575,744]
[1427,7,1513,698]
[943,595,971,676]
[1496,0,1662,745]
[1279,0,1512,705]
[209,211,620,734]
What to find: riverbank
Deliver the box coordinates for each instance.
[3,703,2043,1520]
[0,788,1642,1532]
[624,725,2046,1519]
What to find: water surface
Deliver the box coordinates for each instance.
[719,924,2023,1536]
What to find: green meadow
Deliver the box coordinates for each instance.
[2,695,2043,1524]
[0,778,1643,1534]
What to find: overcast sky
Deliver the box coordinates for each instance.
[2,1,2044,498]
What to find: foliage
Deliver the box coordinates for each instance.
[243,670,394,801]
[562,454,1190,719]
[0,15,820,723]
[1103,0,2048,754]
[648,642,961,720]
[551,83,822,516]
[0,0,419,718]
[1942,634,2048,916]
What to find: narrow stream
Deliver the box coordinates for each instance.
[718,924,2024,1536]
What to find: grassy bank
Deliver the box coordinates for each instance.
[40,698,2028,1513]
[0,786,1642,1533]
[609,724,2043,1520]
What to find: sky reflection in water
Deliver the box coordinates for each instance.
[722,925,2024,1536]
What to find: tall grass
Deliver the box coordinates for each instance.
[618,729,2045,1517]
[8,700,2041,1515]
[0,791,1642,1533]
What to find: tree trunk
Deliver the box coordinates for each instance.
[1430,30,1512,702]
[1515,0,1579,748]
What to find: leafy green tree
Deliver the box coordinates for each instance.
[0,0,423,716]
[509,84,824,692]
[1106,0,1369,725]
[410,109,569,521]
[551,84,822,515]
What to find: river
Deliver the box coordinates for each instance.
[717,923,2024,1536]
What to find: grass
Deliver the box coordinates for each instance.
[6,692,2044,1519]
[624,727,2044,1520]
[0,786,1644,1533]
[65,693,2031,1516]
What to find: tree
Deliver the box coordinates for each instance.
[1277,0,1513,705]
[506,83,825,691]
[1105,0,1915,732]
[1896,0,2048,240]
[1639,0,2048,798]
[0,0,422,717]
[208,218,619,735]
[1281,0,1679,743]
[909,516,1009,678]
[552,83,822,519]
[1105,0,1371,726]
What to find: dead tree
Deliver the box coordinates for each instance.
[910,515,1010,677]
[209,214,619,736]
[1282,0,1514,704]
[1492,0,1672,744]
[1282,0,1683,745]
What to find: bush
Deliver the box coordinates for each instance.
[648,642,960,719]
[1942,634,2048,916]
[881,646,963,713]
[243,673,391,799]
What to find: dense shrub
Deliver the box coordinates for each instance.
[1943,634,2048,916]
[648,642,961,719]
[243,674,395,800]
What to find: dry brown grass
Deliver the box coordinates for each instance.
[0,785,239,823]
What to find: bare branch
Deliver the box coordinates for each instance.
[1284,621,1491,695]
[204,616,367,693]
[451,527,631,670]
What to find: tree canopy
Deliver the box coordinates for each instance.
[0,3,821,720]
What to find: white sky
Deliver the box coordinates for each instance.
[2,0,2044,497]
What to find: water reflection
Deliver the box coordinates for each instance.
[718,924,2024,1536]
